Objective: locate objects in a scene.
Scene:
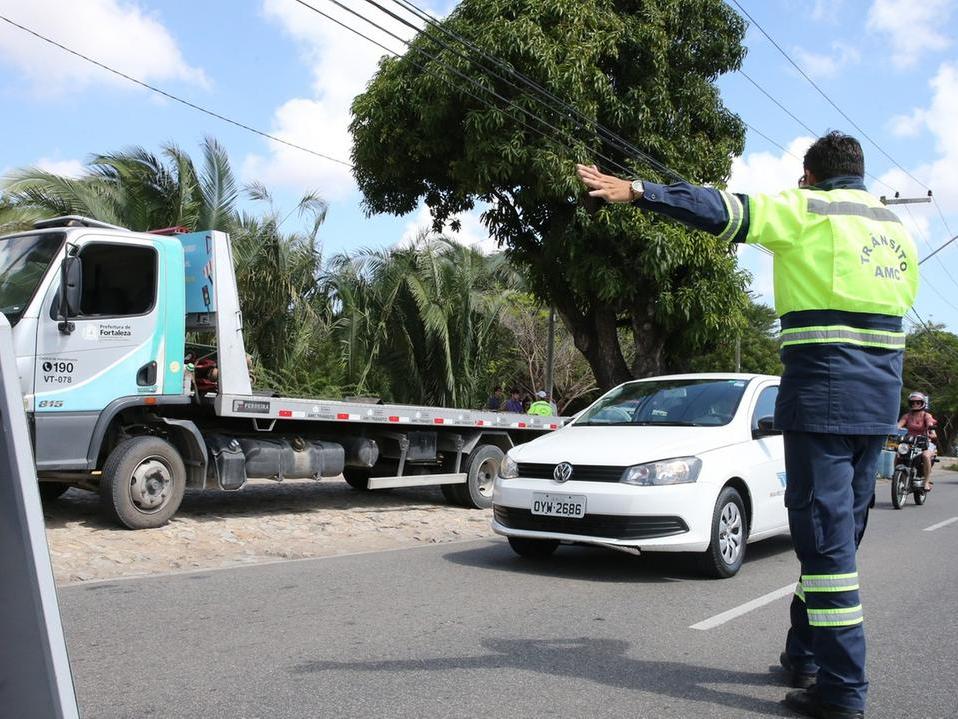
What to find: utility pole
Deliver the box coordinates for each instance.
[879,190,932,206]
[734,336,741,373]
[545,306,556,402]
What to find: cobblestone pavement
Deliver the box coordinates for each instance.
[44,478,494,585]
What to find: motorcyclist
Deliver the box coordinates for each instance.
[897,391,937,491]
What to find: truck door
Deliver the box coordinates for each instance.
[33,239,163,470]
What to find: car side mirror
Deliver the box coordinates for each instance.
[57,255,82,334]
[753,415,780,438]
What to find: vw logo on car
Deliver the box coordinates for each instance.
[553,462,573,483]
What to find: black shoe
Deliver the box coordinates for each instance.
[783,688,864,718]
[778,652,817,689]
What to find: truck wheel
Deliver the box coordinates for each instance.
[342,467,371,491]
[698,486,748,579]
[39,483,70,502]
[99,437,186,529]
[457,444,504,510]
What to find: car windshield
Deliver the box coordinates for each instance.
[0,232,63,325]
[575,378,750,427]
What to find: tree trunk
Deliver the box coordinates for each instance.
[629,302,665,378]
[553,298,633,391]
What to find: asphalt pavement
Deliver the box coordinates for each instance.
[58,471,958,719]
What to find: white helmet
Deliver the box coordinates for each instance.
[908,391,928,410]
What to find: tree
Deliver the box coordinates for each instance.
[350,0,751,390]
[498,293,598,412]
[687,300,783,375]
[902,323,958,455]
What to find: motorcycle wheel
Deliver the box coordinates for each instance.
[891,468,908,509]
[913,488,927,505]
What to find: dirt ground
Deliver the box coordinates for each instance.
[43,478,495,585]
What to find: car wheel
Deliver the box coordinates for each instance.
[508,536,559,559]
[99,436,186,529]
[699,486,748,579]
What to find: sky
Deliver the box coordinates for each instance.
[0,0,956,332]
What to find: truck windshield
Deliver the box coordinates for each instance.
[575,377,750,427]
[0,232,64,325]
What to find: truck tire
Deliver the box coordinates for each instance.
[99,436,186,529]
[39,482,70,502]
[342,467,371,491]
[456,444,504,510]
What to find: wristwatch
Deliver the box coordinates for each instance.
[629,179,644,201]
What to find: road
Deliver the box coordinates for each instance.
[59,472,958,719]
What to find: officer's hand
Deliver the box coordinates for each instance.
[575,164,635,203]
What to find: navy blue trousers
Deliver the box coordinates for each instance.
[782,431,884,713]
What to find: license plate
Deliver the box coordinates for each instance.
[531,492,586,518]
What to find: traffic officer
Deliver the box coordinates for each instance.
[528,391,556,416]
[576,131,917,719]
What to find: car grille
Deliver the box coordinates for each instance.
[494,506,689,540]
[517,463,626,482]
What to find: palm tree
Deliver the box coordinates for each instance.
[328,235,520,407]
[1,137,237,232]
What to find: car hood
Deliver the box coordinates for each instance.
[511,425,742,466]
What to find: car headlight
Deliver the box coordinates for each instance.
[499,453,519,479]
[897,443,909,455]
[621,457,702,486]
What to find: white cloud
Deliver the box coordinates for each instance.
[794,42,860,79]
[728,136,815,195]
[398,204,499,255]
[244,0,442,196]
[810,0,846,23]
[867,0,954,67]
[876,62,958,218]
[888,108,928,138]
[0,0,207,94]
[36,158,85,178]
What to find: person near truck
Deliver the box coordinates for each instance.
[897,391,937,491]
[576,131,918,719]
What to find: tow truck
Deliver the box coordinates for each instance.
[0,216,562,528]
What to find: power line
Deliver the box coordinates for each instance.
[737,69,817,136]
[920,233,958,266]
[0,14,352,168]
[727,0,929,192]
[294,0,644,181]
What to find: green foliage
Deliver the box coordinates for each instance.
[687,300,783,375]
[328,235,519,407]
[902,323,958,454]
[351,0,751,389]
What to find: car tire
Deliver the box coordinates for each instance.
[459,444,504,509]
[508,536,559,559]
[699,486,748,579]
[99,436,186,530]
[38,482,70,502]
[342,467,372,491]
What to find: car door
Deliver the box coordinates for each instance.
[745,383,787,535]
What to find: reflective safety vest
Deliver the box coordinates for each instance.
[527,400,553,416]
[719,186,918,350]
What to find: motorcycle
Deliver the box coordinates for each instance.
[890,433,934,509]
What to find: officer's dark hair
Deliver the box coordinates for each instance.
[803,131,865,180]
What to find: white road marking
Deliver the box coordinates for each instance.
[923,516,958,532]
[690,583,794,631]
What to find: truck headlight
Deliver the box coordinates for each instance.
[499,453,519,479]
[621,457,702,486]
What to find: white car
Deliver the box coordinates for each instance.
[492,373,787,578]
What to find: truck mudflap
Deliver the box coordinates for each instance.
[205,435,346,490]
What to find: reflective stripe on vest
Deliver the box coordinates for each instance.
[781,325,906,350]
[807,604,864,628]
[806,199,902,224]
[801,572,860,592]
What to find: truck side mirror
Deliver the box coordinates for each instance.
[57,255,82,334]
[753,415,780,438]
